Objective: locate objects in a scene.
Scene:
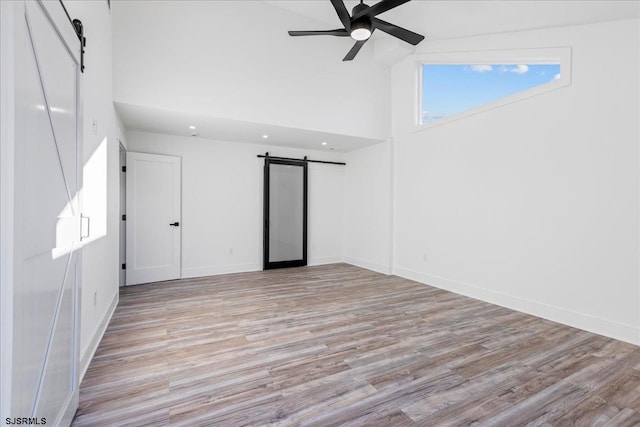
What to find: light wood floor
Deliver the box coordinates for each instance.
[73,264,640,426]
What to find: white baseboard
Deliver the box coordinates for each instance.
[181,263,262,279]
[394,266,640,346]
[344,257,391,275]
[308,256,344,266]
[79,290,118,382]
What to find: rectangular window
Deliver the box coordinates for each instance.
[420,63,561,125]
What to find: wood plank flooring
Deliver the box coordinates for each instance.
[72,263,640,426]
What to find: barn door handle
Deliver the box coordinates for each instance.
[169,222,180,227]
[81,215,90,240]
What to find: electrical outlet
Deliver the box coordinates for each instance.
[228,248,233,255]
[93,291,97,306]
[422,254,428,263]
[91,118,98,136]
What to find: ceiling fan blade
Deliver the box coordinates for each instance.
[352,0,412,20]
[288,29,350,37]
[343,40,367,61]
[372,18,424,45]
[330,0,352,31]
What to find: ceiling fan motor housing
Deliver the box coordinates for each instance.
[287,0,425,61]
[352,2,369,16]
[350,3,372,39]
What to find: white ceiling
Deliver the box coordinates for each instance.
[115,102,383,152]
[115,1,639,151]
[268,0,639,42]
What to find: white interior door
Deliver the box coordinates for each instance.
[5,1,82,424]
[126,152,181,285]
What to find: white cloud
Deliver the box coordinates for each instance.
[497,64,529,74]
[511,64,529,74]
[470,64,493,72]
[554,73,561,80]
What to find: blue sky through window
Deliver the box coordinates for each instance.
[421,64,561,124]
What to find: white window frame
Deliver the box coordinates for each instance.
[415,47,572,131]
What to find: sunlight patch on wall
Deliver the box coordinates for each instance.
[81,136,108,245]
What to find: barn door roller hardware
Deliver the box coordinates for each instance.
[59,1,87,72]
[72,19,86,73]
[257,152,346,166]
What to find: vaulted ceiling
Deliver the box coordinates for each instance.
[113,1,639,151]
[268,0,639,42]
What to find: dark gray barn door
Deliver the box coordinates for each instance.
[263,158,307,269]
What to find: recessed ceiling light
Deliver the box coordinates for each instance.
[321,142,328,146]
[189,125,196,130]
[262,134,269,139]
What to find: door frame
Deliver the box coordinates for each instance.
[0,1,17,418]
[119,142,126,286]
[263,158,308,270]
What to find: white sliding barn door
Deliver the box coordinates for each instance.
[1,1,83,424]
[126,152,181,285]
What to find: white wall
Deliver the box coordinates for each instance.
[112,1,390,141]
[64,1,121,376]
[391,19,640,344]
[126,131,345,277]
[343,141,393,274]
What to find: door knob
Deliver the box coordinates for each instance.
[169,222,180,227]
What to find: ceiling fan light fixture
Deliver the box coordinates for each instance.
[350,20,371,41]
[287,0,424,61]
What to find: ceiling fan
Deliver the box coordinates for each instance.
[288,0,425,61]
